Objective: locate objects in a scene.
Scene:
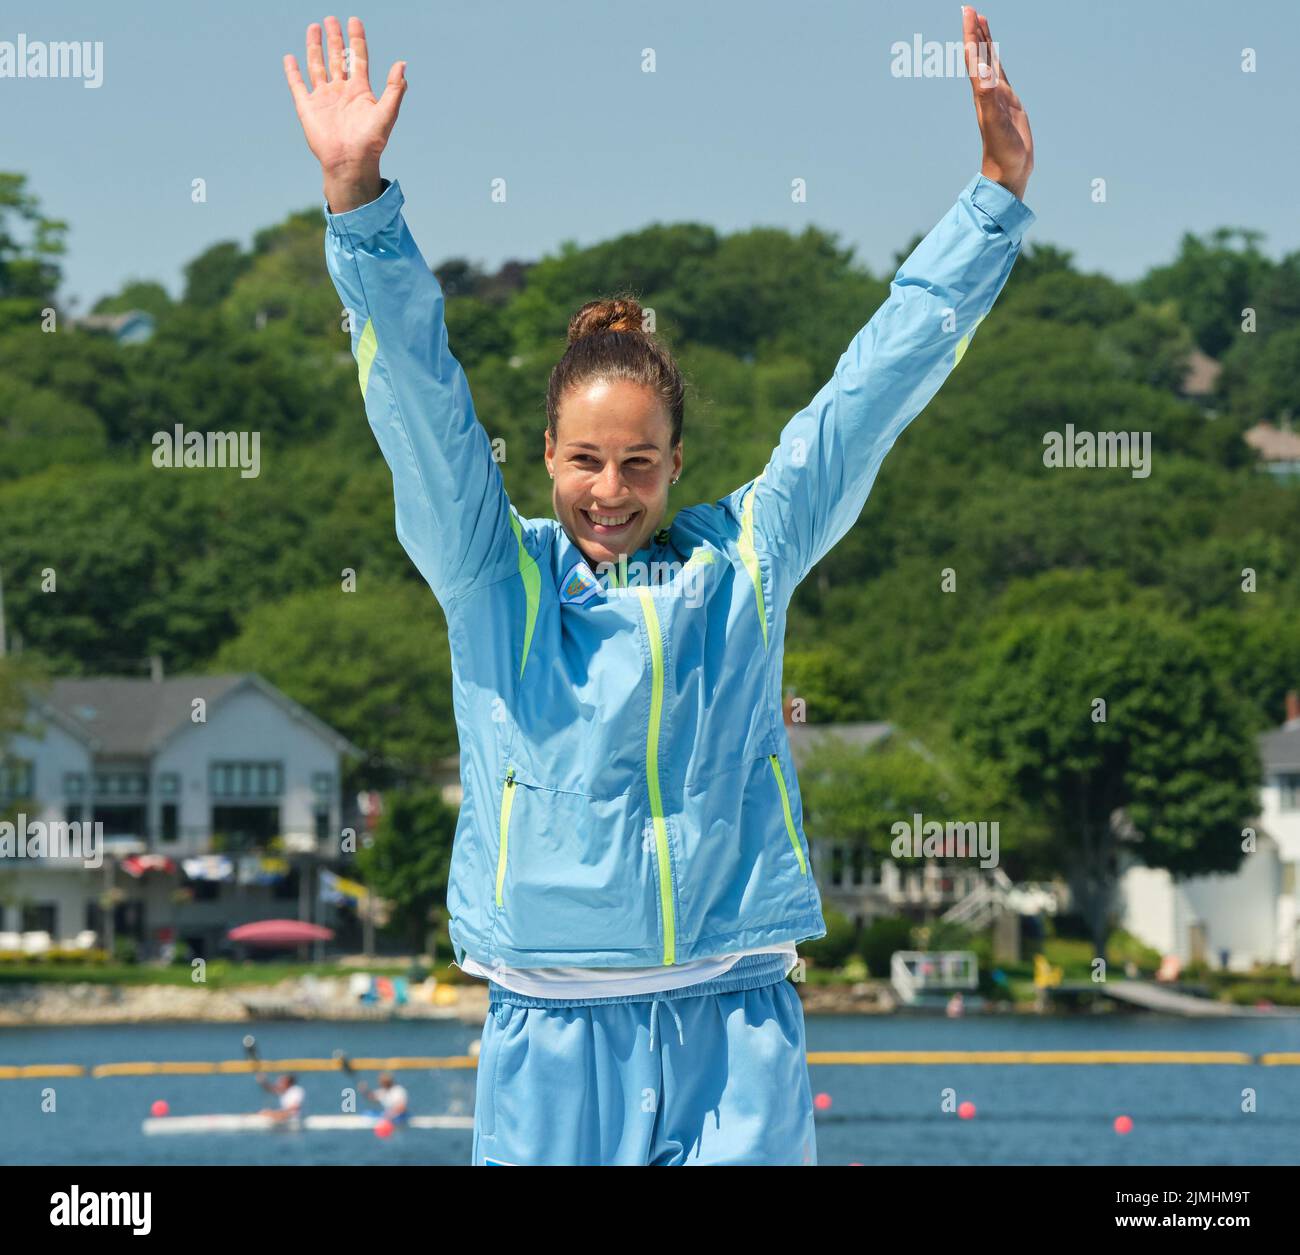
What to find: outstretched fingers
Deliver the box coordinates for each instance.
[375,60,407,132]
[977,12,1014,93]
[305,21,327,88]
[961,7,993,96]
[324,15,347,81]
[282,53,310,109]
[348,15,371,93]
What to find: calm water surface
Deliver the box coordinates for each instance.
[2,1013,1298,1166]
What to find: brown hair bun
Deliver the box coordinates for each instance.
[567,297,645,344]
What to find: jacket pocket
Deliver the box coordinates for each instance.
[490,778,659,953]
[675,751,812,946]
[768,754,809,876]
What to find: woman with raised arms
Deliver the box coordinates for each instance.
[284,7,1034,1166]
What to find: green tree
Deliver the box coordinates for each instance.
[954,608,1260,956]
[213,580,455,786]
[0,173,66,331]
[183,240,253,309]
[0,377,106,481]
[0,323,136,444]
[0,656,47,825]
[1219,324,1300,423]
[92,280,174,322]
[801,735,973,864]
[355,784,457,952]
[222,208,347,338]
[1137,227,1272,358]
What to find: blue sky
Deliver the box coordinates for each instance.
[4,0,1298,311]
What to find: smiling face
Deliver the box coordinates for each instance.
[545,377,682,568]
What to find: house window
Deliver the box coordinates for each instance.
[94,772,148,797]
[157,773,181,798]
[210,761,283,799]
[160,804,179,843]
[21,903,57,934]
[65,772,86,800]
[0,759,34,800]
[1279,774,1300,811]
[312,773,334,845]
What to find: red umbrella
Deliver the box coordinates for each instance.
[226,919,334,946]
[121,855,177,878]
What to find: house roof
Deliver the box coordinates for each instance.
[1244,422,1300,463]
[1261,720,1300,772]
[28,674,362,759]
[1180,349,1222,397]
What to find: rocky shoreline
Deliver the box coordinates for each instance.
[0,978,491,1027]
[0,977,995,1026]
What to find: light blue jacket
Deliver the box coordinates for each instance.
[323,172,1034,968]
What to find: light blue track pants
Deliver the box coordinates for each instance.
[471,953,817,1165]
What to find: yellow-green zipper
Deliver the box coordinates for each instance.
[636,589,676,965]
[769,754,808,876]
[495,767,516,908]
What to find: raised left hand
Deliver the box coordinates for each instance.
[962,7,1033,202]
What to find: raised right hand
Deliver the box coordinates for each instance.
[283,16,407,211]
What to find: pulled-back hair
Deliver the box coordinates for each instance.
[545,294,685,447]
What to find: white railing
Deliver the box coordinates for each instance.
[890,950,979,1004]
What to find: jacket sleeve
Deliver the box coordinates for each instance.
[741,173,1036,588]
[323,177,519,604]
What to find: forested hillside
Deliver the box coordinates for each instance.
[2,171,1297,929]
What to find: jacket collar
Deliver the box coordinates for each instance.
[562,517,678,589]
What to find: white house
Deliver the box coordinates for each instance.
[1118,693,1300,973]
[0,673,361,959]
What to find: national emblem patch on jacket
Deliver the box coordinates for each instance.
[559,561,601,606]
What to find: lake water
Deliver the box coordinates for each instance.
[3,1012,1299,1166]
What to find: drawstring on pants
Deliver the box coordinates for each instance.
[648,995,685,1053]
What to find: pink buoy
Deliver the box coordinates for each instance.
[1114,1115,1133,1135]
[375,1118,395,1139]
[958,1101,976,1120]
[813,1092,832,1111]
[151,1099,169,1117]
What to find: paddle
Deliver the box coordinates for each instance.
[333,1049,365,1111]
[244,1030,273,1108]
